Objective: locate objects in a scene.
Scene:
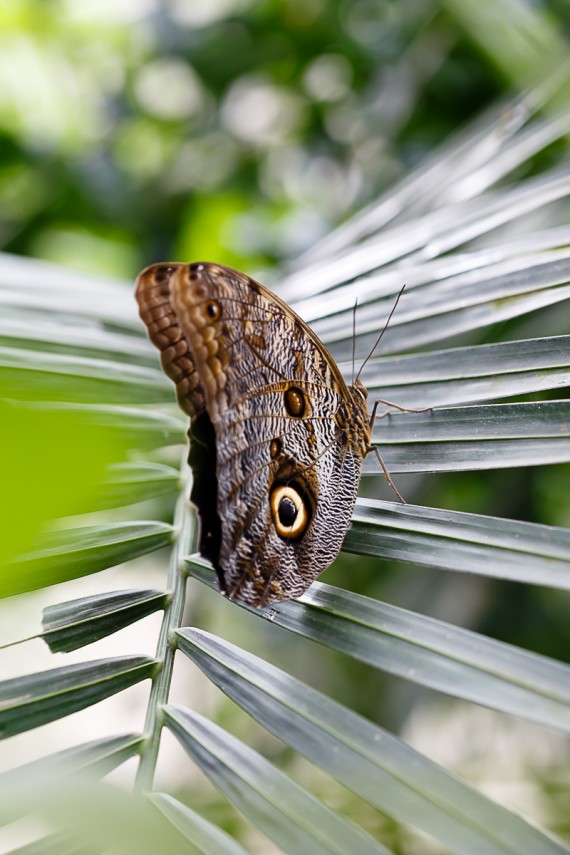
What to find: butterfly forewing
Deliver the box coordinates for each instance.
[135,261,369,607]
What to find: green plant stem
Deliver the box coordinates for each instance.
[134,450,195,792]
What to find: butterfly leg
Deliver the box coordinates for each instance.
[369,398,432,424]
[370,446,406,503]
[368,398,429,502]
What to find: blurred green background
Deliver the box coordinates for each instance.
[1,0,567,279]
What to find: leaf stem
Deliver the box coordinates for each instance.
[134,449,195,792]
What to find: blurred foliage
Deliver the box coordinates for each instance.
[0,398,128,571]
[0,0,568,279]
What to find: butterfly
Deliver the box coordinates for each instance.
[135,261,374,608]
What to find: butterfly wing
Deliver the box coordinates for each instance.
[136,261,369,607]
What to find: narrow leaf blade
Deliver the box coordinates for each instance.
[367,401,570,473]
[355,335,570,408]
[2,522,173,598]
[148,793,251,855]
[0,734,144,790]
[100,462,180,509]
[42,589,169,652]
[346,499,570,589]
[0,345,170,404]
[163,705,393,855]
[0,657,157,739]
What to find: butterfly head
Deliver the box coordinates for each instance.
[350,377,368,401]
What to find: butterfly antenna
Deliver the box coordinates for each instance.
[354,284,406,384]
[351,298,358,385]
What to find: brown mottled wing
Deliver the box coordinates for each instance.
[135,263,205,417]
[135,261,369,607]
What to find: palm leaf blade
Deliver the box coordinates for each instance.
[163,705,393,855]
[3,522,173,598]
[42,589,169,652]
[0,345,169,404]
[347,499,570,588]
[0,317,155,364]
[359,335,570,407]
[368,400,570,473]
[100,462,179,510]
[0,657,157,739]
[148,793,251,855]
[0,734,144,792]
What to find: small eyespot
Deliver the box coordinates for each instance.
[270,438,282,459]
[284,386,306,418]
[188,263,204,281]
[154,265,173,284]
[205,300,221,320]
[270,483,310,539]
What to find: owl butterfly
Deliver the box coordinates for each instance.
[135,262,374,608]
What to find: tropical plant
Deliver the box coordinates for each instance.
[1,68,570,855]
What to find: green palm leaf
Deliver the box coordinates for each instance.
[348,499,570,586]
[0,658,157,738]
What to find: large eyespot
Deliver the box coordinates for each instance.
[205,300,221,320]
[270,483,310,539]
[284,386,306,418]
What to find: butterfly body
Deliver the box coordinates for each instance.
[136,262,370,607]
